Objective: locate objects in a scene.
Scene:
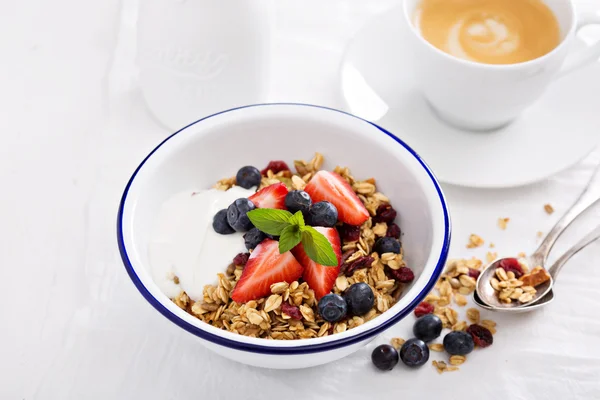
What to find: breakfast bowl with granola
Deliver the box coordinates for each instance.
[117,104,451,369]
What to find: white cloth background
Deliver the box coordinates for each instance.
[1,0,600,399]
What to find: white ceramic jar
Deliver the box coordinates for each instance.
[137,0,271,130]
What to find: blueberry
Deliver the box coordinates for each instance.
[308,201,338,227]
[317,294,347,323]
[344,282,374,316]
[399,338,429,367]
[413,314,443,342]
[226,198,256,232]
[212,209,235,234]
[373,237,401,255]
[371,344,399,371]
[443,331,474,355]
[243,227,266,250]
[236,166,261,189]
[285,190,312,214]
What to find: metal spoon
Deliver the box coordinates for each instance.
[474,223,600,312]
[474,160,600,311]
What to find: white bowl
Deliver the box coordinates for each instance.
[117,103,451,369]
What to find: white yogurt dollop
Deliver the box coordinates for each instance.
[148,186,255,300]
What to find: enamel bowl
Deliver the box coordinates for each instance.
[117,103,450,369]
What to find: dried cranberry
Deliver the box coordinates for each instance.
[373,204,397,224]
[338,224,361,242]
[466,324,494,348]
[467,268,480,279]
[344,256,374,277]
[281,302,302,320]
[232,252,250,266]
[498,258,523,278]
[328,325,335,335]
[386,223,401,239]
[414,301,435,318]
[389,267,415,283]
[340,249,355,267]
[260,160,290,175]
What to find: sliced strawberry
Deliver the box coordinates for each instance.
[292,227,342,299]
[248,182,288,210]
[231,239,303,303]
[304,171,369,225]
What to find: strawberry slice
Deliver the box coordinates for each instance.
[248,182,288,209]
[304,171,369,225]
[292,227,342,299]
[231,239,303,303]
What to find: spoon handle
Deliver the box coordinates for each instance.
[531,159,600,266]
[547,224,600,279]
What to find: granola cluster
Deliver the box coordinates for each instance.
[172,153,410,339]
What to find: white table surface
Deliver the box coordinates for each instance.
[2,0,600,399]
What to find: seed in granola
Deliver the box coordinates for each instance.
[544,204,554,214]
[371,344,400,371]
[428,343,445,352]
[466,308,480,324]
[443,330,474,355]
[459,274,477,288]
[449,355,466,365]
[373,203,397,224]
[454,293,468,307]
[466,234,484,248]
[390,337,406,350]
[452,321,467,331]
[497,217,510,230]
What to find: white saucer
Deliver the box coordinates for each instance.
[339,9,600,188]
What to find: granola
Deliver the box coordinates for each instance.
[172,153,413,340]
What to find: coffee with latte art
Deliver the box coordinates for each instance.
[414,0,560,64]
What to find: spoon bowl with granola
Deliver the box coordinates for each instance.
[118,104,450,369]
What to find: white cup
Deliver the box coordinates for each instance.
[402,0,600,131]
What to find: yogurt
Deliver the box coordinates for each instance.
[148,186,255,300]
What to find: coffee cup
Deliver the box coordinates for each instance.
[402,0,600,131]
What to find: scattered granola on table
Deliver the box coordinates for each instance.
[466,234,485,248]
[172,153,415,340]
[544,204,555,214]
[497,217,510,230]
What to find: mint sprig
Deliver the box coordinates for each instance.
[247,209,337,266]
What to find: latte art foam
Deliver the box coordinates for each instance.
[414,0,560,65]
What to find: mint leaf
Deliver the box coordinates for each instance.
[301,226,338,266]
[246,209,293,235]
[279,225,302,253]
[289,210,305,228]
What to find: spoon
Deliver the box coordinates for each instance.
[474,223,600,312]
[475,160,600,311]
